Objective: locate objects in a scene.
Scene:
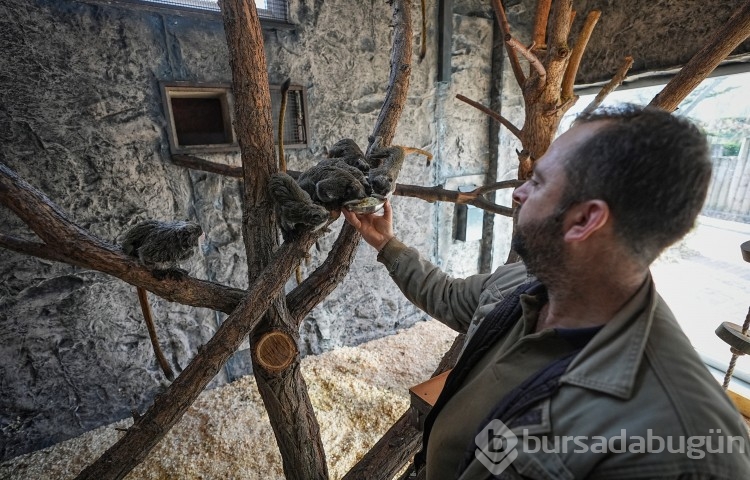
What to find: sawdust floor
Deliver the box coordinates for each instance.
[1,319,456,480]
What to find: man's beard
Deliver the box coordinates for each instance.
[511,206,566,283]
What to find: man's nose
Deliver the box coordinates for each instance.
[512,183,527,205]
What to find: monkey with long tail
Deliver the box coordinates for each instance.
[121,220,203,381]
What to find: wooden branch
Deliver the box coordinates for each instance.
[136,287,175,381]
[0,162,245,314]
[75,228,321,480]
[546,0,573,58]
[342,333,466,480]
[369,0,412,148]
[649,1,750,112]
[507,36,546,83]
[561,10,601,101]
[393,183,515,217]
[288,223,360,325]
[582,55,634,115]
[290,0,413,324]
[171,154,242,178]
[533,0,552,49]
[474,179,525,196]
[456,94,523,140]
[0,233,70,263]
[490,0,526,86]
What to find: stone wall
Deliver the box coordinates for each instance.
[0,0,496,459]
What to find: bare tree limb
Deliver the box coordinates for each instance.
[393,183,516,216]
[0,162,245,314]
[533,0,552,50]
[507,37,546,83]
[290,0,413,325]
[649,1,750,112]
[561,10,601,101]
[456,94,523,140]
[0,233,70,264]
[75,228,321,480]
[582,55,634,115]
[369,0,413,149]
[490,0,526,87]
[171,154,242,178]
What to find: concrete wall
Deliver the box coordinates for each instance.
[0,0,496,459]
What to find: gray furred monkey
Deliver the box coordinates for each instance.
[316,158,373,196]
[268,173,330,239]
[365,137,432,196]
[297,162,368,210]
[367,138,406,196]
[122,220,203,273]
[327,138,370,173]
[120,219,202,381]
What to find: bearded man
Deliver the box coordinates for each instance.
[343,105,750,479]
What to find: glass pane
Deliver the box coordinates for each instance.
[560,71,750,381]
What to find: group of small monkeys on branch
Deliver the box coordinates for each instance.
[117,137,423,379]
[269,137,411,238]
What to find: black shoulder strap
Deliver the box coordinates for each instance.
[415,280,544,469]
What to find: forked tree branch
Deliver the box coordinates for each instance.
[490,0,526,86]
[0,162,245,314]
[456,94,523,140]
[533,0,552,50]
[649,0,750,112]
[582,55,634,115]
[394,183,518,217]
[561,10,601,101]
[507,37,547,83]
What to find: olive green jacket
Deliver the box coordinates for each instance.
[378,238,750,479]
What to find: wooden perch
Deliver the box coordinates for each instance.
[533,0,552,50]
[490,0,525,86]
[171,154,242,178]
[0,162,244,315]
[393,181,520,217]
[649,1,750,112]
[582,55,634,115]
[507,37,546,83]
[561,10,601,101]
[76,227,321,480]
[456,94,523,140]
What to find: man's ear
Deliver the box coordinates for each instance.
[563,200,610,242]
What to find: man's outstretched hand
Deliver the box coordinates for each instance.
[342,200,395,251]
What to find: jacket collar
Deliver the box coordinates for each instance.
[559,275,656,399]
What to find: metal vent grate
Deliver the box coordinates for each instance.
[138,0,288,22]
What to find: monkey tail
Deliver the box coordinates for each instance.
[136,286,175,381]
[419,0,427,62]
[278,78,291,173]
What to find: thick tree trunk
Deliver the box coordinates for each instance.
[220,0,329,477]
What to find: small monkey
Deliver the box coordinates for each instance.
[327,138,370,173]
[268,173,330,239]
[121,220,203,380]
[366,137,433,196]
[297,163,369,210]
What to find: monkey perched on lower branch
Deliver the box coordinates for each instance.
[121,220,204,381]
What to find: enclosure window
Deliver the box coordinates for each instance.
[161,82,309,154]
[560,70,750,385]
[134,0,288,22]
[162,83,236,154]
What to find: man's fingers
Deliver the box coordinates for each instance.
[383,199,393,222]
[342,209,361,229]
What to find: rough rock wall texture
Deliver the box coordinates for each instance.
[0,0,494,460]
[574,0,750,85]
